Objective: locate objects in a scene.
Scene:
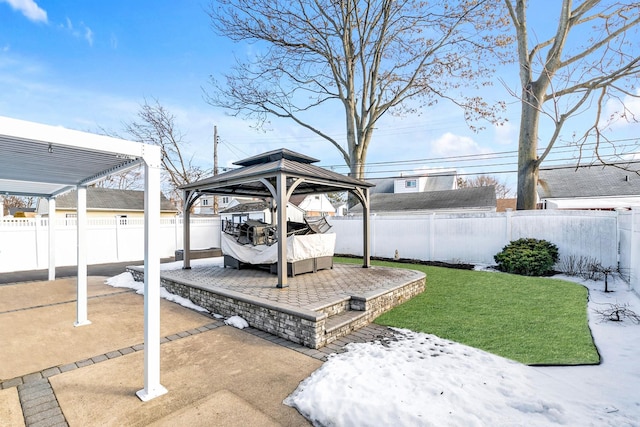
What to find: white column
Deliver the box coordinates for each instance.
[48,197,56,280]
[136,150,168,402]
[75,186,90,326]
[362,188,371,268]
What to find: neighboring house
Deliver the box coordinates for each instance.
[194,195,255,215]
[368,171,457,195]
[537,163,640,210]
[36,188,179,219]
[333,201,348,217]
[349,186,496,215]
[219,200,305,225]
[290,194,336,217]
[496,198,517,212]
[7,207,36,217]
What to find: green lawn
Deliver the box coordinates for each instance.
[336,257,599,365]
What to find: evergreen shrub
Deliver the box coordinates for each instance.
[494,238,559,276]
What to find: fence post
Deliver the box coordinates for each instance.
[114,215,121,261]
[429,213,435,261]
[370,213,376,258]
[505,208,512,243]
[34,218,41,269]
[631,207,638,294]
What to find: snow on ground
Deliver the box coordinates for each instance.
[105,271,210,313]
[285,274,640,427]
[106,258,640,425]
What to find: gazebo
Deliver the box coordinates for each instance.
[0,116,166,401]
[180,149,374,287]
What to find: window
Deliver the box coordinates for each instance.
[202,199,209,206]
[405,179,417,188]
[222,196,230,204]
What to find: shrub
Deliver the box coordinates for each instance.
[494,238,559,276]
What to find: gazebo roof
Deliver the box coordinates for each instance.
[180,148,374,198]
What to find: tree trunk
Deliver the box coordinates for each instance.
[516,84,543,210]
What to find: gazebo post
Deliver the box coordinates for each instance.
[74,185,91,327]
[276,173,288,288]
[182,189,191,269]
[362,187,371,268]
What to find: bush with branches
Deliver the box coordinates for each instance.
[494,238,559,277]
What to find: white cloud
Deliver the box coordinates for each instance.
[1,0,47,23]
[84,25,94,46]
[431,132,488,157]
[61,17,94,46]
[493,121,517,146]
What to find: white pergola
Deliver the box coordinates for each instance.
[0,116,166,401]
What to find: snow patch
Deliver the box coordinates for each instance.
[224,315,249,329]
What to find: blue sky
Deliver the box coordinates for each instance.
[1,0,638,192]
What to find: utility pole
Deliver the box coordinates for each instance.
[213,125,219,215]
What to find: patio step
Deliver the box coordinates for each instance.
[324,309,369,345]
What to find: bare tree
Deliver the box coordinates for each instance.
[122,99,212,205]
[93,167,144,191]
[457,175,513,198]
[205,0,511,180]
[504,0,640,210]
[1,195,34,216]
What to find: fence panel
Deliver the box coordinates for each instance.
[0,211,630,285]
[0,217,223,273]
[330,210,618,268]
[432,213,507,264]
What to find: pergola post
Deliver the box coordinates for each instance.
[74,185,90,326]
[136,151,167,402]
[48,197,56,281]
[276,173,288,288]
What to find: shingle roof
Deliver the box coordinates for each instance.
[351,186,496,213]
[54,188,177,212]
[220,201,269,214]
[538,163,640,199]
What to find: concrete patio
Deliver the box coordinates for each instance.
[0,270,404,426]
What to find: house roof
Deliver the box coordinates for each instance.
[350,186,496,213]
[53,188,177,212]
[220,201,269,214]
[538,163,640,199]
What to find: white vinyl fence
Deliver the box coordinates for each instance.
[329,209,639,293]
[1,210,638,293]
[0,217,220,273]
